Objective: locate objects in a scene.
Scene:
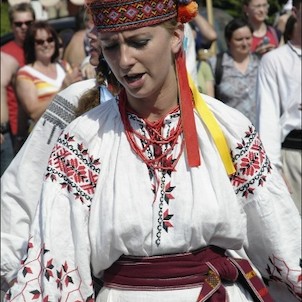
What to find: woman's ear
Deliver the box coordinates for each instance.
[171,23,184,54]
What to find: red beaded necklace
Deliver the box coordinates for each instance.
[118,89,184,172]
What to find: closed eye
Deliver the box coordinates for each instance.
[103,38,150,52]
[103,43,118,51]
[128,39,149,49]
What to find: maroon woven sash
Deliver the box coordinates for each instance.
[103,246,273,302]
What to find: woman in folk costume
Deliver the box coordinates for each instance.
[4,0,301,301]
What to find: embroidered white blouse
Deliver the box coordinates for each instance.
[3,94,301,302]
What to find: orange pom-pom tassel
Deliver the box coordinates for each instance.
[177,1,198,23]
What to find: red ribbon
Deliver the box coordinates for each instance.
[175,49,201,167]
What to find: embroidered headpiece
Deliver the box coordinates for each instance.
[85,0,198,32]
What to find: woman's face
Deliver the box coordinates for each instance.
[244,0,269,23]
[99,25,182,101]
[228,26,253,56]
[34,29,55,62]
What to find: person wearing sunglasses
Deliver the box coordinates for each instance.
[243,0,281,56]
[0,3,35,158]
[15,21,83,127]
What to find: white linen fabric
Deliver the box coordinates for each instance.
[256,42,302,170]
[256,42,301,215]
[3,94,301,301]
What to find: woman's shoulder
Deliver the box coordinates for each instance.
[17,64,33,73]
[16,64,36,78]
[200,93,253,134]
[63,97,119,139]
[56,79,97,105]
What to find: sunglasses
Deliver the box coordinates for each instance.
[35,37,55,46]
[13,20,33,27]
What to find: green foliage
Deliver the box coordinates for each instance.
[199,0,282,24]
[1,2,11,36]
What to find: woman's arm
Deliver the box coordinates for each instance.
[15,73,53,122]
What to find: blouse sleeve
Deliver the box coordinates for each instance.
[0,81,96,288]
[5,124,101,301]
[213,101,301,300]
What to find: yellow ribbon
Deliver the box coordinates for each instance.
[188,76,236,175]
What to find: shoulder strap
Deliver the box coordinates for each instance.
[268,25,281,43]
[215,52,224,86]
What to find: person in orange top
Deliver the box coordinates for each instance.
[15,21,83,125]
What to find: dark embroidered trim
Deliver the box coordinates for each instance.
[43,94,77,133]
[42,95,77,145]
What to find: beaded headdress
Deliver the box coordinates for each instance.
[85,0,198,32]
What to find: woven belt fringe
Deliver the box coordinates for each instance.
[103,246,273,302]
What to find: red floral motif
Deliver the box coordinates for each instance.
[163,209,174,232]
[22,266,33,277]
[164,182,175,204]
[242,187,255,198]
[30,290,41,299]
[65,275,74,287]
[230,126,272,199]
[66,158,87,181]
[7,236,96,300]
[265,254,301,297]
[239,151,260,176]
[62,261,68,272]
[45,133,101,206]
[230,175,246,187]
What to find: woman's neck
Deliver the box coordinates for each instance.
[230,51,250,73]
[32,60,57,78]
[34,59,53,68]
[127,93,179,123]
[250,21,267,37]
[126,73,179,122]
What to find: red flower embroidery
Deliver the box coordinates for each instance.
[240,151,260,176]
[163,209,174,232]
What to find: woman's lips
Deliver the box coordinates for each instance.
[124,73,145,88]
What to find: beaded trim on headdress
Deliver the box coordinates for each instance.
[85,0,198,32]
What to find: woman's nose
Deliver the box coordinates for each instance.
[118,45,135,69]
